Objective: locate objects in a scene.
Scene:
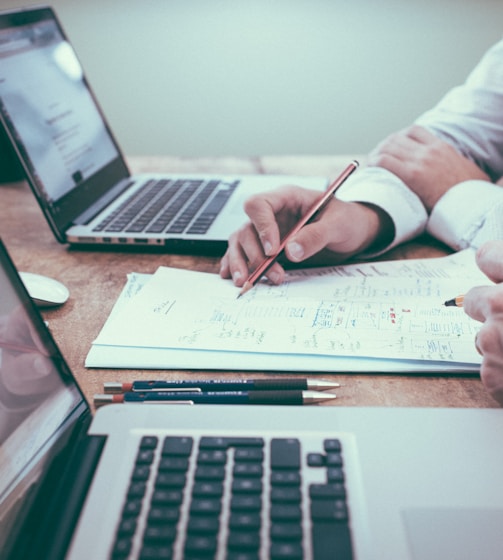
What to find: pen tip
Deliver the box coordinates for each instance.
[308,380,340,391]
[303,390,337,404]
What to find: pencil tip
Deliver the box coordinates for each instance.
[444,299,456,307]
[237,281,253,299]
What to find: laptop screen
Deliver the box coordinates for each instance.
[0,239,86,553]
[0,17,118,203]
[0,7,130,240]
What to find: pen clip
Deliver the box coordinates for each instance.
[143,400,195,405]
[137,387,202,393]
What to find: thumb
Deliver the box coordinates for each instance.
[284,221,330,263]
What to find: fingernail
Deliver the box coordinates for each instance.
[287,241,304,261]
[232,270,242,283]
[263,240,273,255]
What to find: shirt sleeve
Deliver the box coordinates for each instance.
[427,180,503,250]
[416,36,503,182]
[337,166,428,256]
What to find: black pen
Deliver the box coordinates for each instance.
[94,390,336,406]
[103,378,340,394]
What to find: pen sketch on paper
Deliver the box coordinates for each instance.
[91,250,488,367]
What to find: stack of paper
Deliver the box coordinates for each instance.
[86,250,488,373]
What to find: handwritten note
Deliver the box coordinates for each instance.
[87,250,489,372]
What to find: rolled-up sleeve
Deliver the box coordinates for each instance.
[337,166,428,256]
[427,180,503,249]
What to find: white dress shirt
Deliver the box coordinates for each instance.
[337,36,503,254]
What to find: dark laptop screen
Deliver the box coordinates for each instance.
[0,12,119,205]
[0,240,85,553]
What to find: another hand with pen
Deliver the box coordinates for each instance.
[463,240,503,406]
[367,125,491,212]
[220,185,393,287]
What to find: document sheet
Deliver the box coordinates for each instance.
[86,250,489,373]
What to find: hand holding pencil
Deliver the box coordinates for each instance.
[453,240,503,406]
[221,160,391,292]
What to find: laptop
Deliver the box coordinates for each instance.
[2,240,503,560]
[0,6,327,254]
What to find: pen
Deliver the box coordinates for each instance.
[103,378,340,394]
[444,295,464,307]
[238,160,359,298]
[94,390,336,406]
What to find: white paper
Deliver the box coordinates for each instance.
[86,250,488,373]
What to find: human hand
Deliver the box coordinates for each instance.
[367,125,490,211]
[220,185,393,287]
[463,240,503,405]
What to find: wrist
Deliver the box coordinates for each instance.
[356,203,395,253]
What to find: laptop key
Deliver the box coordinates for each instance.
[270,438,301,469]
[311,522,353,560]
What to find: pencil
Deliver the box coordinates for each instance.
[237,160,359,298]
[444,295,464,307]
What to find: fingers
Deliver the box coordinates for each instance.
[220,186,319,286]
[464,284,503,323]
[473,323,503,405]
[475,240,503,283]
[220,224,285,287]
[220,187,387,288]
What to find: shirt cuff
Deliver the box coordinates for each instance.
[337,167,428,256]
[427,180,503,250]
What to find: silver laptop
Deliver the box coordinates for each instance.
[0,6,327,254]
[1,239,503,559]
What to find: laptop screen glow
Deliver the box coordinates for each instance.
[0,243,84,552]
[0,17,118,203]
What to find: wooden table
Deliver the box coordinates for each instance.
[0,155,497,409]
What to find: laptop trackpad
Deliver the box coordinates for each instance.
[403,508,503,560]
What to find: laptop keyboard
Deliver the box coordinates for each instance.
[92,178,239,235]
[110,434,353,559]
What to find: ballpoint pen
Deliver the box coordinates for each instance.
[103,378,341,393]
[94,390,336,406]
[237,160,359,298]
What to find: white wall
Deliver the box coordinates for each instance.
[2,0,503,156]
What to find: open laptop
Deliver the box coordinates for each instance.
[0,6,327,254]
[2,240,503,559]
